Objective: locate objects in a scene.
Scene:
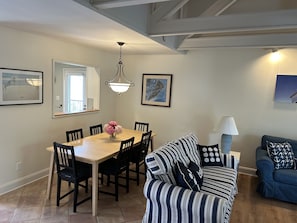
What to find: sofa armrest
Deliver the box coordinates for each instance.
[221,153,239,170]
[143,179,227,223]
[256,146,274,181]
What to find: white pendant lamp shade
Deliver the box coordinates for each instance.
[109,82,130,93]
[106,42,134,94]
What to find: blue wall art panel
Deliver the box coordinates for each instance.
[274,75,297,103]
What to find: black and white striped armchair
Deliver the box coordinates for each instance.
[142,133,239,223]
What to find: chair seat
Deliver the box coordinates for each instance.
[59,165,91,182]
[130,146,146,163]
[76,160,92,169]
[99,158,122,175]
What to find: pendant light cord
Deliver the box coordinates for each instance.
[118,42,124,63]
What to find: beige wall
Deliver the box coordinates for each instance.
[116,48,297,171]
[1,25,297,194]
[0,26,118,194]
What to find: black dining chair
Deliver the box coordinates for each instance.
[66,128,91,184]
[134,121,149,132]
[89,124,103,135]
[98,137,134,201]
[53,142,91,212]
[134,121,153,151]
[66,128,83,142]
[130,131,152,185]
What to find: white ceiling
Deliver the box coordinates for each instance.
[0,0,297,54]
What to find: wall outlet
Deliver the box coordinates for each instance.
[16,161,22,171]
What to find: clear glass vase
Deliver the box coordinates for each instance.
[110,132,116,139]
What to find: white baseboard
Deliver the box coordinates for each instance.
[238,165,257,176]
[0,166,257,195]
[0,168,49,196]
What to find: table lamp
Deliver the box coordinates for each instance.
[216,116,239,154]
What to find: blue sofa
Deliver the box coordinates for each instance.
[256,135,297,203]
[142,133,239,223]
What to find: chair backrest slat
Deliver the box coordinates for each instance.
[90,124,103,135]
[117,137,135,168]
[140,130,152,153]
[66,128,83,142]
[134,121,149,132]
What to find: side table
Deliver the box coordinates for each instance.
[230,151,241,163]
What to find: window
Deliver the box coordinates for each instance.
[63,68,86,113]
[53,60,100,118]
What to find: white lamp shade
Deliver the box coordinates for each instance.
[108,82,130,93]
[216,116,239,135]
[106,42,134,94]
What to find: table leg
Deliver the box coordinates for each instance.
[92,162,98,216]
[46,152,55,200]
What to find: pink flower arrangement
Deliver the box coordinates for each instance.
[103,121,122,136]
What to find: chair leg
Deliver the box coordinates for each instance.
[57,177,61,206]
[101,174,104,184]
[150,138,153,152]
[144,164,147,180]
[107,175,110,186]
[136,162,140,186]
[85,179,88,193]
[73,182,79,213]
[126,168,129,193]
[115,174,119,201]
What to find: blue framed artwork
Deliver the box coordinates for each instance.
[141,74,172,107]
[274,74,297,103]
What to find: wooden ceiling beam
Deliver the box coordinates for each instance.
[92,0,172,9]
[178,33,297,49]
[149,9,297,36]
[200,0,237,16]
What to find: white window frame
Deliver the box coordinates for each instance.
[63,68,87,113]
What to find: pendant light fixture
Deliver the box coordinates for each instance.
[106,42,134,94]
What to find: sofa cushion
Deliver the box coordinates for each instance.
[146,141,191,185]
[274,169,297,186]
[175,133,201,166]
[175,161,201,191]
[262,135,297,158]
[198,144,223,167]
[267,141,295,169]
[188,161,203,188]
[146,133,200,183]
[146,142,190,175]
[203,166,238,195]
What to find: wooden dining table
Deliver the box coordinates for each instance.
[46,128,155,216]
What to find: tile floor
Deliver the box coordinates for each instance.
[2,171,297,223]
[0,171,146,223]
